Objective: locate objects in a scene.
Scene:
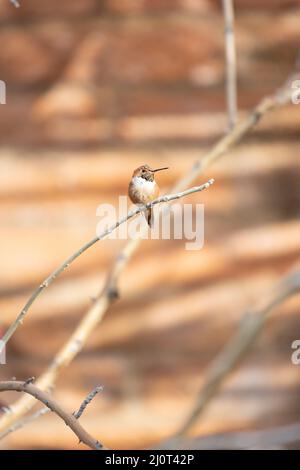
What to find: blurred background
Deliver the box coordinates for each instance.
[0,0,300,450]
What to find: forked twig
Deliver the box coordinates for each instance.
[0,381,105,450]
[0,385,103,441]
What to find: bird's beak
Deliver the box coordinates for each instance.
[151,167,169,172]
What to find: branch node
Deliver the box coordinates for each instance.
[107,286,120,301]
[23,377,35,386]
[1,406,11,414]
[95,440,102,450]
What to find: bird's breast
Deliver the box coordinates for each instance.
[129,176,159,204]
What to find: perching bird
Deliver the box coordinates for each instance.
[128,164,169,227]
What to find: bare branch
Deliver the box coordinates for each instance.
[0,380,106,450]
[1,179,214,347]
[0,385,103,441]
[169,271,300,442]
[222,0,237,130]
[0,57,298,436]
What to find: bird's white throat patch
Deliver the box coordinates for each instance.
[132,176,156,192]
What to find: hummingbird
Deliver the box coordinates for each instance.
[128,164,169,227]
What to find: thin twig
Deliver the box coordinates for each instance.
[0,407,49,441]
[73,386,103,420]
[168,271,300,442]
[0,381,105,450]
[222,0,237,129]
[0,60,298,436]
[1,179,214,347]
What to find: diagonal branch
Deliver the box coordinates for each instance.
[0,380,106,450]
[0,59,298,436]
[0,407,49,441]
[1,179,214,347]
[165,421,300,450]
[168,270,300,443]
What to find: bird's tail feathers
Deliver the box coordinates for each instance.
[146,208,154,227]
